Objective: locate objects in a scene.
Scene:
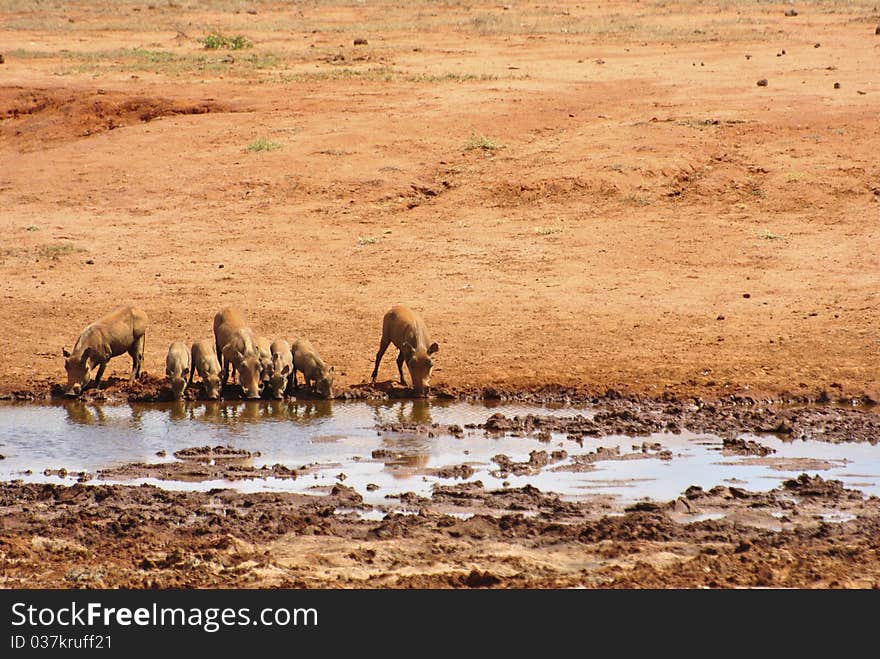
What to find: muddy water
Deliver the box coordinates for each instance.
[1,400,878,506]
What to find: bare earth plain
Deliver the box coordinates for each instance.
[1,0,879,588]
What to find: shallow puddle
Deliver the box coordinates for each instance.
[0,400,878,506]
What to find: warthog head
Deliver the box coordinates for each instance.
[405,342,439,397]
[203,374,221,400]
[268,363,290,400]
[235,351,263,399]
[62,347,93,397]
[167,374,188,401]
[315,367,335,400]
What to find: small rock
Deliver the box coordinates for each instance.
[366,483,379,491]
[218,264,224,268]
[156,450,166,457]
[85,259,94,265]
[756,78,768,87]
[716,315,725,321]
[353,38,368,46]
[743,293,751,298]
[875,25,880,35]
[784,9,798,17]
[833,82,840,89]
[0,53,4,64]
[814,43,820,48]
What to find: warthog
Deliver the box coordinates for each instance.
[62,305,148,397]
[370,304,438,396]
[266,339,294,399]
[188,339,222,400]
[165,341,191,400]
[292,338,335,399]
[213,306,263,399]
[255,335,272,387]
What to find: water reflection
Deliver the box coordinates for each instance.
[376,433,431,478]
[371,399,434,426]
[125,399,338,426]
[63,401,145,429]
[64,401,106,426]
[168,401,188,422]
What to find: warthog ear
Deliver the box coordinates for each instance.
[428,342,439,355]
[62,347,71,358]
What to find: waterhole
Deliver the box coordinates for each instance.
[0,400,878,507]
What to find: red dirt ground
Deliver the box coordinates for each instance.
[1,0,879,589]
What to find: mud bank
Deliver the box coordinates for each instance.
[1,475,878,589]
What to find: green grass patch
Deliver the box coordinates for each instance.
[246,137,282,153]
[202,33,252,50]
[464,132,501,151]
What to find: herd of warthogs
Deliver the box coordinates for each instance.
[61,304,440,400]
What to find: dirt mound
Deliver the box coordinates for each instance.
[0,87,228,148]
[722,437,775,457]
[782,473,862,499]
[173,446,255,461]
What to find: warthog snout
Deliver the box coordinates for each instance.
[169,376,187,400]
[238,357,263,399]
[406,353,434,397]
[63,351,91,397]
[205,376,221,400]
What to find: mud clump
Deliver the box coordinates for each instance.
[433,464,476,479]
[376,421,464,437]
[98,457,300,483]
[460,569,501,588]
[489,450,557,477]
[173,446,255,461]
[477,400,880,444]
[722,438,775,456]
[579,511,679,543]
[782,473,861,499]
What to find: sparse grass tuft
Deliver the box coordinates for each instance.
[464,132,501,151]
[534,224,565,236]
[202,32,252,50]
[34,244,83,259]
[246,137,281,153]
[757,230,785,241]
[623,192,652,206]
[357,236,378,246]
[407,72,499,83]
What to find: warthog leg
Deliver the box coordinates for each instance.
[396,351,408,387]
[92,361,108,390]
